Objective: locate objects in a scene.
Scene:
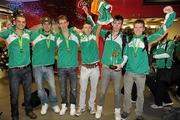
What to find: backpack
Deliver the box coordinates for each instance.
[22,88,49,108]
[164,40,170,68]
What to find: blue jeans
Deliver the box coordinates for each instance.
[8,66,33,119]
[33,66,57,106]
[58,67,77,105]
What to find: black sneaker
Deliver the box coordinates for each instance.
[121,112,129,119]
[26,111,37,119]
[136,115,144,120]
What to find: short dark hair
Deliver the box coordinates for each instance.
[134,19,145,27]
[13,10,25,20]
[114,15,124,22]
[83,21,92,26]
[42,17,52,25]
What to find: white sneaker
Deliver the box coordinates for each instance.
[59,104,67,115]
[95,105,102,119]
[89,107,96,115]
[114,108,121,120]
[163,102,173,107]
[70,104,76,116]
[75,107,86,116]
[41,103,48,115]
[150,104,163,109]
[52,105,60,113]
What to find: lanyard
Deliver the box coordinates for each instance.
[61,32,70,49]
[65,37,69,49]
[46,35,51,49]
[18,36,23,50]
[110,32,120,64]
[132,38,140,57]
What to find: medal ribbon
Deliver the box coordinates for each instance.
[132,38,140,57]
[18,36,23,51]
[110,32,120,64]
[46,35,51,49]
[61,31,70,50]
[65,37,69,49]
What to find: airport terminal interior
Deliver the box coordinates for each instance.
[0,0,180,120]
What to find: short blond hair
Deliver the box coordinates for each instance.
[57,15,68,22]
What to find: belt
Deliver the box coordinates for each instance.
[82,63,98,69]
[12,64,30,70]
[44,64,53,67]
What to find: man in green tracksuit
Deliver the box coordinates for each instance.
[55,15,79,116]
[0,13,37,120]
[74,7,100,116]
[31,17,60,115]
[78,6,127,120]
[121,6,176,120]
[150,33,175,109]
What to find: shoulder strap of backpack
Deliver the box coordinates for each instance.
[164,40,169,68]
[143,36,148,52]
[122,34,127,57]
[104,31,111,41]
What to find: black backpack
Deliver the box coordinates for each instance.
[22,88,49,108]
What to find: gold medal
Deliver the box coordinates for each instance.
[20,49,24,53]
[66,48,70,52]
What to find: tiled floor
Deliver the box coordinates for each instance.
[0,73,179,120]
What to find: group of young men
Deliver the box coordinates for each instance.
[0,4,176,120]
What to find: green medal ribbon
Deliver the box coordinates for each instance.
[61,31,70,51]
[18,36,23,53]
[65,37,69,49]
[110,32,120,64]
[132,39,140,57]
[46,35,51,51]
